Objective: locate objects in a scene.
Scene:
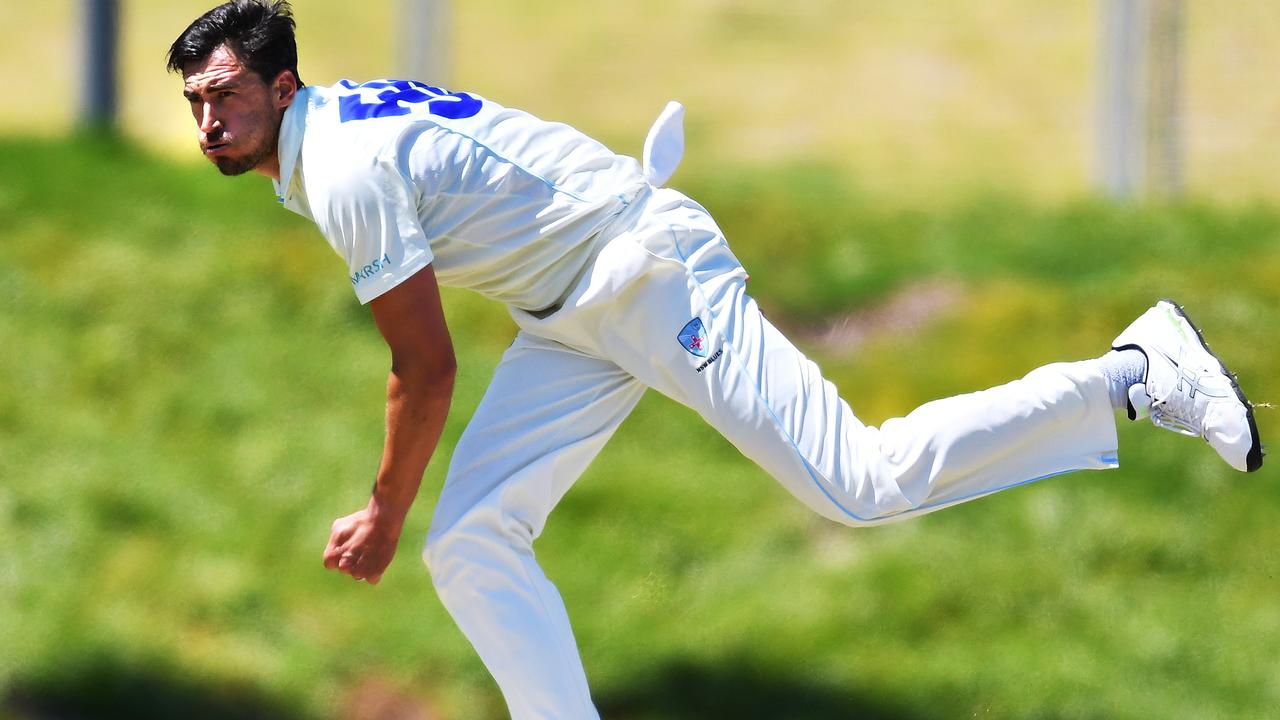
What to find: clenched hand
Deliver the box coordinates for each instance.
[323,500,405,584]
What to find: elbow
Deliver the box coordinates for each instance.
[435,354,458,391]
[423,354,457,394]
[392,350,456,395]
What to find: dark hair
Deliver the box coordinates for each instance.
[167,0,303,87]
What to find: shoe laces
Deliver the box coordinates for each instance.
[1145,346,1230,438]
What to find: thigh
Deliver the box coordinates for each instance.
[430,331,647,541]
[606,266,872,521]
[572,195,876,522]
[511,190,873,521]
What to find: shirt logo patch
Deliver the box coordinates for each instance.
[677,317,709,358]
[351,253,392,286]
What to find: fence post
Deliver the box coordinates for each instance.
[1147,0,1184,198]
[81,0,119,131]
[399,0,450,85]
[1098,0,1147,199]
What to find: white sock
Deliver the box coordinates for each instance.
[1098,349,1148,411]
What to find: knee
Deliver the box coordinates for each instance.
[789,483,904,528]
[792,459,920,529]
[422,503,535,588]
[421,514,475,586]
[827,508,909,529]
[807,491,902,527]
[420,526,447,582]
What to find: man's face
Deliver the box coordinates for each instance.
[182,44,289,177]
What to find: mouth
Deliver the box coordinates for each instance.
[203,141,231,156]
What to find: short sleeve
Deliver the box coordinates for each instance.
[311,153,434,304]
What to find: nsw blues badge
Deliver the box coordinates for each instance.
[677,317,709,358]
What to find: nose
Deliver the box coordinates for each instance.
[198,102,221,137]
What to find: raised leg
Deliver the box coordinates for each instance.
[515,188,1121,527]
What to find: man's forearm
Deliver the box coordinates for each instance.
[326,265,452,582]
[370,366,455,526]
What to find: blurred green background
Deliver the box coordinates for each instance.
[1,2,1277,719]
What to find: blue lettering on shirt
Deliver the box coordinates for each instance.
[351,253,393,286]
[337,79,482,122]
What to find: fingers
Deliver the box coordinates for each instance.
[324,536,383,582]
[323,514,360,570]
[323,533,350,570]
[335,551,386,583]
[325,545,366,577]
[320,510,395,583]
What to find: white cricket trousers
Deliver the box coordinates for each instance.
[422,187,1120,719]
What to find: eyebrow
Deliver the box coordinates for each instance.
[183,81,242,101]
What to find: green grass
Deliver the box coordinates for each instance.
[1,136,1278,719]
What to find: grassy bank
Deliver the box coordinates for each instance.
[1,136,1277,719]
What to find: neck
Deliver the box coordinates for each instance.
[255,110,288,182]
[255,152,282,182]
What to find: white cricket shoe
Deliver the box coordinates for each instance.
[1112,299,1263,472]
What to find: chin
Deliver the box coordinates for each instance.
[214,156,256,176]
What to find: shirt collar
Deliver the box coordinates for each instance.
[272,86,311,204]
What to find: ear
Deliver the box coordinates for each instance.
[271,70,298,110]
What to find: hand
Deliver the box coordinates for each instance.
[322,500,405,584]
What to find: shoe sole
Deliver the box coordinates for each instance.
[1163,299,1264,472]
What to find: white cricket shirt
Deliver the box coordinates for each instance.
[272,80,648,309]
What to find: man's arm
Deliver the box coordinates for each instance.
[322,265,456,584]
